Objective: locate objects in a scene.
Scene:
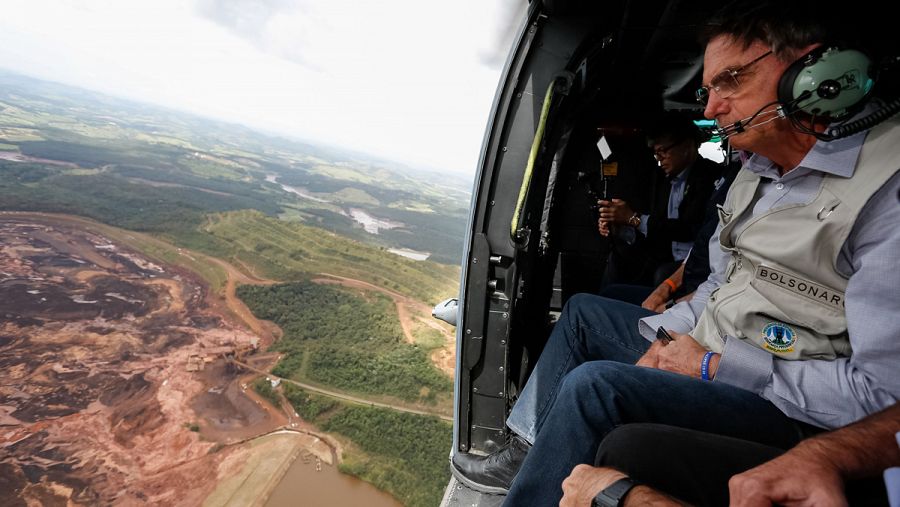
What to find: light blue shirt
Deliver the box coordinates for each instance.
[888,432,900,507]
[637,166,694,262]
[639,122,900,429]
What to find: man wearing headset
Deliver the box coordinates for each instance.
[451,1,900,506]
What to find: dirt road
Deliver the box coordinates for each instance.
[206,256,279,344]
[230,359,452,422]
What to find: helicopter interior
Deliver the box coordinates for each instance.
[443,1,899,504]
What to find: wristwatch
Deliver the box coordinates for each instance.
[591,477,638,507]
[627,213,641,228]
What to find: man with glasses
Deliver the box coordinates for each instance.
[451,1,900,506]
[597,111,721,295]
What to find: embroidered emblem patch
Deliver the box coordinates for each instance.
[762,322,796,353]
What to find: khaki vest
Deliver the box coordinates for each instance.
[692,119,900,359]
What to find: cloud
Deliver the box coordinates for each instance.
[477,0,529,69]
[0,0,517,174]
[195,0,295,38]
[194,0,326,69]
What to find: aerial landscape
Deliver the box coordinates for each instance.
[0,69,470,506]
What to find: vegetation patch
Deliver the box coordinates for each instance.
[252,377,281,408]
[210,210,458,303]
[238,282,452,405]
[332,187,380,205]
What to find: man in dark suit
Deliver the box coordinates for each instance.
[599,112,721,287]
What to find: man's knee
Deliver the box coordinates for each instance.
[595,424,668,468]
[557,361,629,402]
[561,293,603,320]
[560,294,617,329]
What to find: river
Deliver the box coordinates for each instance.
[265,452,402,507]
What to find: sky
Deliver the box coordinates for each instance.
[0,0,526,175]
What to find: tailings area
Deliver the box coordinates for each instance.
[0,217,275,505]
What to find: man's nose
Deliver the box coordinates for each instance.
[703,92,728,119]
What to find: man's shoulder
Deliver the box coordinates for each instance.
[689,158,723,186]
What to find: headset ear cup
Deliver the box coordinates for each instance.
[778,46,828,112]
[778,46,874,117]
[777,61,803,111]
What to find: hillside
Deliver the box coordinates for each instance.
[0,70,466,507]
[0,70,472,266]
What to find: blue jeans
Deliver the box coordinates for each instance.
[502,295,818,507]
[597,283,655,308]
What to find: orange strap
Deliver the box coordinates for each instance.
[663,278,678,291]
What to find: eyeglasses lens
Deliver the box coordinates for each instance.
[653,142,678,159]
[696,71,740,105]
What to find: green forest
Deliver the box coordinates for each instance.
[238,282,452,406]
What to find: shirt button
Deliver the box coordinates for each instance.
[775,182,785,190]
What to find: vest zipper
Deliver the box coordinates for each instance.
[724,249,743,283]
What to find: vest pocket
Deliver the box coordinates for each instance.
[731,271,850,360]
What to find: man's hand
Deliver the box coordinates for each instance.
[560,465,627,507]
[642,284,673,312]
[636,332,718,379]
[598,217,611,237]
[643,264,685,312]
[635,339,664,368]
[598,199,635,226]
[729,444,847,507]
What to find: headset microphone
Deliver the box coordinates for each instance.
[713,102,782,140]
[714,91,818,139]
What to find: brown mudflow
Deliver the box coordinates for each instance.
[0,216,278,505]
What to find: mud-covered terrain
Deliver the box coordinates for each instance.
[0,217,273,505]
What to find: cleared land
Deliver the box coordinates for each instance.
[0,213,455,506]
[0,216,264,505]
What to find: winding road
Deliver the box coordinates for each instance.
[229,358,452,422]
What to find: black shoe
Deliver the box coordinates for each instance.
[450,435,531,494]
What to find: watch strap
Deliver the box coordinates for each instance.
[591,477,638,507]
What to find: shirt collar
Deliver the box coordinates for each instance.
[669,163,692,184]
[744,106,873,180]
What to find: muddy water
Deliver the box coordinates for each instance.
[265,455,403,507]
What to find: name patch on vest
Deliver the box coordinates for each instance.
[755,266,845,310]
[762,322,796,354]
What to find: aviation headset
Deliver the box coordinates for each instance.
[776,45,875,119]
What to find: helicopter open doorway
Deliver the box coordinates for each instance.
[437,1,899,505]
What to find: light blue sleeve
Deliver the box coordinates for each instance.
[887,432,900,507]
[638,214,649,236]
[638,222,727,341]
[714,173,900,429]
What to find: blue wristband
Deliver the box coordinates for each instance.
[701,351,717,381]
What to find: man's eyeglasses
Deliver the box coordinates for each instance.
[695,50,773,105]
[652,141,680,159]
